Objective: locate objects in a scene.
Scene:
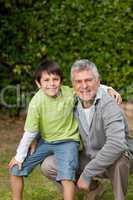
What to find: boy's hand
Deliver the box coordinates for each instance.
[108,87,122,104]
[29,139,37,155]
[8,157,23,170]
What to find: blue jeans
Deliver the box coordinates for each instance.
[11,139,79,181]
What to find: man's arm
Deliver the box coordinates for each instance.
[78,97,127,188]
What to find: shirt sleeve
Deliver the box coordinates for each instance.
[99,84,108,92]
[24,99,40,132]
[15,131,38,162]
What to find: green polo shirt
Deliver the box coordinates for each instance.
[24,85,80,142]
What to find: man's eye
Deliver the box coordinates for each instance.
[86,79,93,82]
[75,80,81,84]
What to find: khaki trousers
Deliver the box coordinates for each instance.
[41,152,133,200]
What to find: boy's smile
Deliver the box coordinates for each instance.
[36,71,61,97]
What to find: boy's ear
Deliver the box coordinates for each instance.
[35,80,41,88]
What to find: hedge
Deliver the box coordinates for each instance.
[0,0,132,114]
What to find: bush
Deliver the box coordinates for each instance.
[0,0,132,114]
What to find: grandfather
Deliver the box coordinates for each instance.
[41,59,133,200]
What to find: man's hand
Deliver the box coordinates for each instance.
[108,87,122,104]
[77,177,90,191]
[8,157,23,170]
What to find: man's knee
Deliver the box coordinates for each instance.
[105,155,130,186]
[115,155,130,173]
[129,153,133,173]
[41,155,57,180]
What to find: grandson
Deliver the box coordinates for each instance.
[9,60,80,200]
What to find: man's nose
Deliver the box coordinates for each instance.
[81,81,87,88]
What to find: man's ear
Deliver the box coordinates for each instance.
[97,79,100,87]
[35,80,41,88]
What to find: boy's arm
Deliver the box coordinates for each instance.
[15,131,38,162]
[8,93,40,170]
[100,84,122,104]
[8,131,38,170]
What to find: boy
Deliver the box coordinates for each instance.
[9,60,80,200]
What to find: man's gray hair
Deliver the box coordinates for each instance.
[71,59,100,80]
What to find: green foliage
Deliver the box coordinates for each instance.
[45,0,133,89]
[0,0,132,114]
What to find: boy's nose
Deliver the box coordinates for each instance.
[50,80,54,85]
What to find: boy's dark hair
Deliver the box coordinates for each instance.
[35,59,63,83]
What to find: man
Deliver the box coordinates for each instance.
[41,59,133,200]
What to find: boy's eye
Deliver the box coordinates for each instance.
[43,79,49,82]
[53,78,59,81]
[42,78,60,82]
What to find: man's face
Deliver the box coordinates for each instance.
[36,71,61,97]
[72,69,100,101]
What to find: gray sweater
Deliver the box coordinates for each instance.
[76,88,131,183]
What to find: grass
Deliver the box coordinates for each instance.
[0,116,133,200]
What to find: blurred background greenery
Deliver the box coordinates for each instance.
[0,0,132,116]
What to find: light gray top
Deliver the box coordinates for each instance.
[76,87,130,183]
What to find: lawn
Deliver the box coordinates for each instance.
[0,116,133,200]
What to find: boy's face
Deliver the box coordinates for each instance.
[36,71,61,97]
